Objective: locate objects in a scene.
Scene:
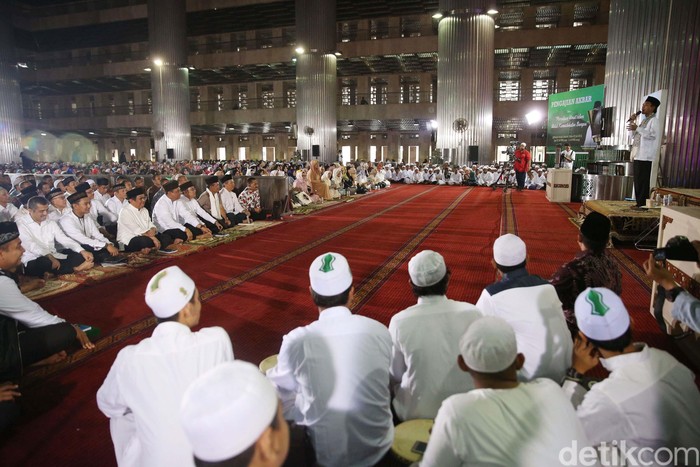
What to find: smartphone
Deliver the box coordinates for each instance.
[78,324,92,332]
[411,441,427,455]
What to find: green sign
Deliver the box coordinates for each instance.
[547,85,605,151]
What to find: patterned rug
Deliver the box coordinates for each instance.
[24,279,81,301]
[583,200,660,241]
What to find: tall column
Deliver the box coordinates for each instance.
[296,0,337,163]
[148,0,192,161]
[605,0,700,187]
[0,10,24,163]
[436,0,494,165]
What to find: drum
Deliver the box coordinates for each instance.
[390,419,434,465]
[258,354,278,374]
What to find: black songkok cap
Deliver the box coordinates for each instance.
[62,176,75,184]
[127,187,145,199]
[220,174,232,183]
[0,221,20,247]
[179,181,194,191]
[645,96,661,108]
[20,185,38,196]
[75,182,91,193]
[67,191,88,205]
[19,193,36,207]
[112,183,126,191]
[96,178,110,186]
[46,188,64,201]
[580,212,611,243]
[205,176,219,186]
[163,180,179,192]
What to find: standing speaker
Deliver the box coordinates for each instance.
[312,145,320,158]
[166,148,175,160]
[468,146,478,163]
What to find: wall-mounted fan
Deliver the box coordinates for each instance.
[452,118,468,133]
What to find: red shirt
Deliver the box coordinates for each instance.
[513,149,531,172]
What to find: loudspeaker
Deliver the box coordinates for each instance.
[468,146,479,162]
[312,144,320,158]
[166,148,175,160]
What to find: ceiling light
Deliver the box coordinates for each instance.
[430,120,438,129]
[144,67,151,72]
[487,9,498,15]
[189,66,195,70]
[334,51,342,56]
[89,131,95,135]
[153,58,163,66]
[432,12,443,19]
[40,132,47,136]
[525,110,543,125]
[295,46,305,54]
[17,62,28,69]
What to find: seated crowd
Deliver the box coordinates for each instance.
[1,162,698,467]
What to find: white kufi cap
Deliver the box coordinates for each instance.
[493,234,526,267]
[180,361,278,462]
[459,316,517,373]
[408,250,447,287]
[309,252,353,296]
[574,287,630,341]
[144,266,196,318]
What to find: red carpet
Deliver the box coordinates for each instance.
[0,185,694,466]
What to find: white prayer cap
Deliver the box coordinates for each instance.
[575,287,630,341]
[493,234,526,267]
[86,179,96,186]
[53,179,64,188]
[144,266,196,318]
[180,361,278,463]
[408,250,447,287]
[309,252,353,296]
[459,316,517,373]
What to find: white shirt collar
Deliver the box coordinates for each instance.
[318,306,351,321]
[416,295,448,305]
[600,343,649,372]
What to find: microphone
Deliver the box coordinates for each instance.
[628,110,642,122]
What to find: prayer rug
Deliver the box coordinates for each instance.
[24,279,80,301]
[583,200,660,241]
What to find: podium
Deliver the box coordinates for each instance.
[546,169,572,202]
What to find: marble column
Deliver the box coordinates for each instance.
[295,0,337,163]
[605,0,700,187]
[0,10,24,163]
[436,0,495,165]
[148,0,192,160]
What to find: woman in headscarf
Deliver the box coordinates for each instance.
[308,159,332,200]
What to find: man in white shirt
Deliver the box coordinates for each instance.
[421,316,592,467]
[18,196,94,277]
[152,180,195,243]
[628,96,661,209]
[219,175,248,225]
[178,181,220,236]
[97,266,234,467]
[476,234,572,382]
[560,143,576,169]
[267,252,394,466]
[0,185,18,222]
[389,250,481,421]
[196,176,231,230]
[448,169,463,186]
[562,287,700,465]
[0,221,94,378]
[180,361,290,467]
[46,188,71,222]
[118,187,175,253]
[59,192,121,265]
[105,183,128,220]
[94,177,113,205]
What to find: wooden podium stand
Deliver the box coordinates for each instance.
[650,206,700,335]
[546,169,572,202]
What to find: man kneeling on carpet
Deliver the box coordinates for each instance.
[17,196,95,277]
[97,266,234,467]
[0,221,96,431]
[180,361,289,467]
[118,187,176,254]
[59,192,124,265]
[266,252,394,466]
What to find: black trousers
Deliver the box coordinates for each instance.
[24,251,85,277]
[515,171,527,190]
[124,233,174,252]
[199,217,222,235]
[18,322,76,367]
[634,160,653,207]
[81,244,115,263]
[249,210,268,221]
[163,228,189,242]
[226,212,248,226]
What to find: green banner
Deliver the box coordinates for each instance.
[547,85,605,151]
